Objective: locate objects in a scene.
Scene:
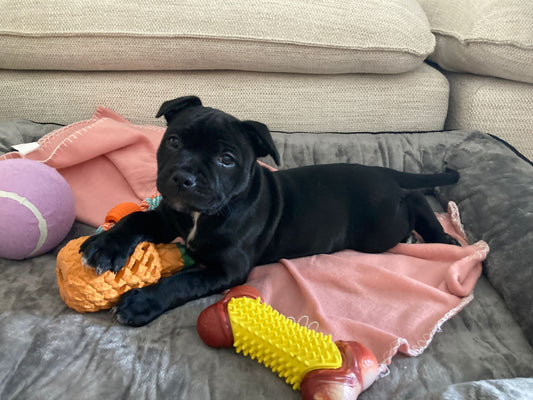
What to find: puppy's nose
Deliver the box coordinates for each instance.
[172,172,197,189]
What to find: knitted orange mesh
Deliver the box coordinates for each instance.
[56,236,186,313]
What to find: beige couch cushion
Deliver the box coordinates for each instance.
[418,0,533,84]
[445,72,533,160]
[0,64,448,132]
[0,0,434,74]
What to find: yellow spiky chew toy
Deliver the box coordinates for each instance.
[231,296,342,389]
[197,286,379,399]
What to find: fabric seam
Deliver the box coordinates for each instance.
[433,29,533,50]
[0,31,432,56]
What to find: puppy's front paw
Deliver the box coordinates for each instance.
[114,288,164,327]
[79,232,137,275]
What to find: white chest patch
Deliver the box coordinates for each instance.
[186,212,201,247]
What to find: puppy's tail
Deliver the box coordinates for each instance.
[386,167,459,189]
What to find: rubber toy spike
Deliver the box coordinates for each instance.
[197,285,380,400]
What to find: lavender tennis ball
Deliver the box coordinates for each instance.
[0,159,75,260]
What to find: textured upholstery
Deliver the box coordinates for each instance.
[0,0,434,74]
[0,64,449,131]
[445,72,533,160]
[418,0,533,84]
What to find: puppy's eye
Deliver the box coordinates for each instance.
[217,154,235,167]
[165,136,180,149]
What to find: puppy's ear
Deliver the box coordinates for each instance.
[156,96,202,123]
[241,120,281,166]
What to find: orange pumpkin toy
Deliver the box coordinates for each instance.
[56,197,194,313]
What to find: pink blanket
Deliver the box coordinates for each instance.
[1,107,165,226]
[246,203,488,372]
[3,108,488,373]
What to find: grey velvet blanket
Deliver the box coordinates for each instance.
[0,120,532,399]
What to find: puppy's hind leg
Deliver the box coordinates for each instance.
[405,191,459,245]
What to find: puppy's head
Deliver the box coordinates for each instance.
[155,96,280,214]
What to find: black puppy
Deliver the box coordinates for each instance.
[80,96,459,326]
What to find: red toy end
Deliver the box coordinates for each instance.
[196,285,262,348]
[300,341,379,400]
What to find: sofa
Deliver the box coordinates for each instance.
[418,0,533,161]
[1,1,532,399]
